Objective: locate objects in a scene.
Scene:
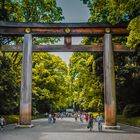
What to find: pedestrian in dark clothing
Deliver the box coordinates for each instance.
[52,113,56,123]
[87,114,94,131]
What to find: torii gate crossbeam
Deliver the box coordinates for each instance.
[0,21,128,36]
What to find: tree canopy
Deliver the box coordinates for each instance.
[32,53,70,113]
[0,0,68,115]
[80,0,140,112]
[81,0,140,48]
[0,0,64,45]
[69,52,103,112]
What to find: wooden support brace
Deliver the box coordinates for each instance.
[64,36,72,49]
[0,44,134,52]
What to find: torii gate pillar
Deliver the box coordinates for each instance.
[103,33,119,128]
[19,34,33,127]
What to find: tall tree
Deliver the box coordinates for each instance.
[81,0,140,112]
[32,53,70,113]
[0,0,66,114]
[69,52,103,112]
[0,52,20,114]
[80,0,140,47]
[0,0,64,45]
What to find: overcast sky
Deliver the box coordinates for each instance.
[49,0,90,65]
[57,0,90,22]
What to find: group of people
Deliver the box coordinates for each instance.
[0,113,103,131]
[88,113,103,131]
[48,113,56,123]
[75,113,103,131]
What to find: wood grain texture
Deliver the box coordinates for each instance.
[1,44,134,52]
[0,21,128,36]
[20,34,32,125]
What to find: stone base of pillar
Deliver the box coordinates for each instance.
[15,124,34,128]
[103,125,120,129]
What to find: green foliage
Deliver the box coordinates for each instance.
[0,0,64,22]
[0,51,70,115]
[0,52,20,115]
[81,0,140,113]
[32,53,70,113]
[122,104,140,118]
[4,114,44,124]
[117,115,140,127]
[115,51,140,112]
[69,52,103,112]
[4,115,19,124]
[0,0,64,45]
[81,0,140,48]
[0,0,11,21]
[0,0,70,115]
[127,16,140,48]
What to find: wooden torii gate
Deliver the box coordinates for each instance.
[0,21,134,128]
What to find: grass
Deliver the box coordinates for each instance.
[4,115,19,124]
[117,115,140,127]
[3,114,44,124]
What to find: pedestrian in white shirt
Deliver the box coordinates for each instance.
[96,113,103,131]
[0,116,6,131]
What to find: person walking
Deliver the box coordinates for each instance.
[96,113,103,131]
[85,113,88,122]
[0,116,6,131]
[52,113,56,123]
[48,113,52,123]
[80,113,83,122]
[60,112,64,119]
[87,114,94,131]
[74,113,78,122]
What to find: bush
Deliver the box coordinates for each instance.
[123,104,140,118]
[117,115,140,127]
[4,115,19,124]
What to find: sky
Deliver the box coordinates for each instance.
[49,0,90,64]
